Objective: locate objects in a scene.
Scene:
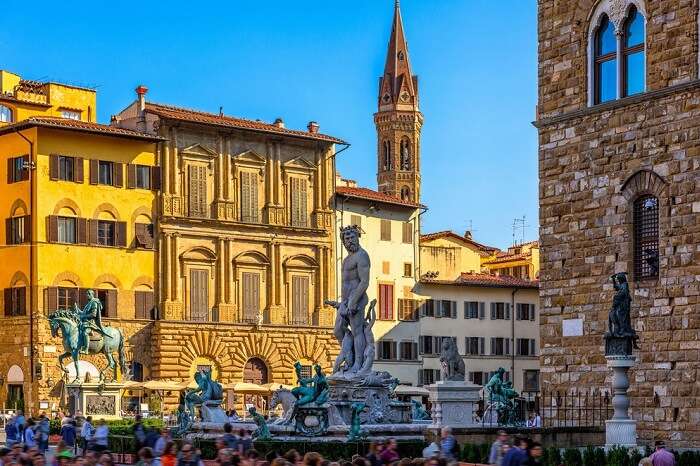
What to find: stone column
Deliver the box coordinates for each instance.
[605,354,638,448]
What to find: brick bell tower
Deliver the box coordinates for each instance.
[375,0,423,202]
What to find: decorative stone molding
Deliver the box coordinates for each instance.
[620,169,667,201]
[93,203,121,221]
[8,198,28,217]
[52,198,82,216]
[51,271,83,287]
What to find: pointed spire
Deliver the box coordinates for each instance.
[379,0,417,109]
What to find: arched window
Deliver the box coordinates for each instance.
[400,138,411,171]
[0,105,12,123]
[400,186,411,201]
[382,140,392,171]
[633,195,658,280]
[594,15,617,104]
[623,6,645,97]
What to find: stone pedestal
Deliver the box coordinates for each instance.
[66,382,124,420]
[428,381,481,428]
[327,377,411,424]
[605,355,637,448]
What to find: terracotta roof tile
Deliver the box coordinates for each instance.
[421,272,539,289]
[420,231,499,252]
[484,253,531,265]
[145,102,346,144]
[335,186,425,209]
[0,117,163,141]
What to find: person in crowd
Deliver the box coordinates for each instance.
[0,447,10,466]
[60,420,77,451]
[154,429,171,457]
[489,430,508,466]
[23,419,37,448]
[15,411,25,437]
[136,448,159,466]
[98,453,114,466]
[56,450,74,466]
[501,436,527,466]
[649,441,675,466]
[379,439,399,465]
[639,458,653,466]
[178,443,204,466]
[219,449,237,466]
[37,413,50,454]
[80,416,94,453]
[5,416,19,446]
[133,415,147,452]
[92,420,109,453]
[161,442,178,466]
[238,430,252,455]
[524,442,543,466]
[532,412,541,428]
[303,453,322,466]
[222,424,239,452]
[366,443,383,466]
[439,427,458,462]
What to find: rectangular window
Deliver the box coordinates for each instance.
[242,272,260,323]
[421,299,435,318]
[188,165,208,218]
[58,156,74,181]
[4,287,26,317]
[403,262,412,278]
[516,303,536,321]
[290,177,308,227]
[240,171,259,223]
[419,335,437,355]
[7,156,28,184]
[350,215,362,228]
[398,299,418,321]
[439,300,456,318]
[402,222,413,244]
[516,338,537,356]
[299,365,312,379]
[490,337,510,356]
[377,340,397,360]
[93,289,117,318]
[380,219,391,241]
[189,269,210,322]
[135,165,151,189]
[464,301,479,319]
[399,341,418,361]
[523,370,540,392]
[468,372,485,385]
[57,217,77,244]
[465,337,481,356]
[98,161,114,185]
[61,110,81,120]
[134,223,154,249]
[490,302,510,320]
[291,275,310,325]
[378,284,394,320]
[57,287,76,310]
[134,290,155,320]
[419,369,440,386]
[96,220,115,246]
[6,216,29,245]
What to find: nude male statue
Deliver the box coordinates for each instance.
[326,225,371,374]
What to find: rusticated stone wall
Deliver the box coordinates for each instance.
[537,0,700,448]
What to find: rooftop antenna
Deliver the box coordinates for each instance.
[512,215,528,246]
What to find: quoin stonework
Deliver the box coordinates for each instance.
[536,0,700,447]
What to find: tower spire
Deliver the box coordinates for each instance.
[379,0,417,109]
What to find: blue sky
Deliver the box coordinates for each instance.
[1,0,538,249]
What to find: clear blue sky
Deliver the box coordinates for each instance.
[1,0,538,249]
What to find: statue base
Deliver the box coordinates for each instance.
[292,403,330,437]
[327,377,411,424]
[66,382,124,420]
[605,355,637,449]
[201,400,228,423]
[605,335,635,356]
[427,380,481,428]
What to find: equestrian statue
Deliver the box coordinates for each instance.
[48,289,127,383]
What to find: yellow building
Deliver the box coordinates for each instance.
[0,71,161,412]
[115,89,344,411]
[482,240,540,280]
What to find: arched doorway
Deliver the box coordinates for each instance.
[243,358,268,413]
[7,365,24,410]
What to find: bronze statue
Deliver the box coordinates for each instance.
[74,289,111,354]
[606,273,639,347]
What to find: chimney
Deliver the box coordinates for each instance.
[135,85,148,132]
[307,121,319,134]
[273,118,285,128]
[464,230,473,240]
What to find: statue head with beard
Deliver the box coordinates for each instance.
[341,225,362,254]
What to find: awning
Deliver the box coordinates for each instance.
[394,385,429,396]
[224,382,270,394]
[121,380,145,389]
[142,380,186,391]
[262,382,295,392]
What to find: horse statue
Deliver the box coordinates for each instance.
[269,388,297,425]
[48,309,127,383]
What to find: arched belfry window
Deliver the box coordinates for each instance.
[400,138,411,171]
[594,15,617,104]
[633,195,659,280]
[588,1,646,105]
[400,186,411,201]
[623,6,644,97]
[382,140,392,171]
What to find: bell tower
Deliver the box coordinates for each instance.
[375,0,423,202]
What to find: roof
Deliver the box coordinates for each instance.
[421,272,539,290]
[144,102,346,144]
[0,117,164,142]
[484,253,531,265]
[335,185,425,209]
[420,230,498,252]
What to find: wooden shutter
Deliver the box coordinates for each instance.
[479,337,485,355]
[47,216,58,243]
[74,157,84,183]
[505,338,511,355]
[379,284,393,320]
[479,302,485,319]
[350,214,361,228]
[530,339,536,356]
[190,269,209,321]
[451,301,457,318]
[7,158,13,184]
[490,302,496,320]
[419,336,425,354]
[104,290,117,318]
[49,155,59,180]
[516,303,522,321]
[290,177,308,227]
[380,219,391,241]
[240,172,250,221]
[530,304,536,321]
[402,222,413,244]
[115,221,127,247]
[113,163,123,187]
[505,303,511,320]
[76,218,87,244]
[45,287,58,314]
[127,164,136,189]
[292,276,309,324]
[5,218,13,245]
[89,160,99,184]
[242,272,259,321]
[151,166,161,190]
[19,157,28,181]
[490,337,496,355]
[188,165,207,218]
[23,215,31,243]
[134,291,145,319]
[3,288,12,316]
[390,341,397,360]
[16,287,25,316]
[249,172,259,222]
[87,219,98,245]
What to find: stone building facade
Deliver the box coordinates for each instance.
[536,0,700,446]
